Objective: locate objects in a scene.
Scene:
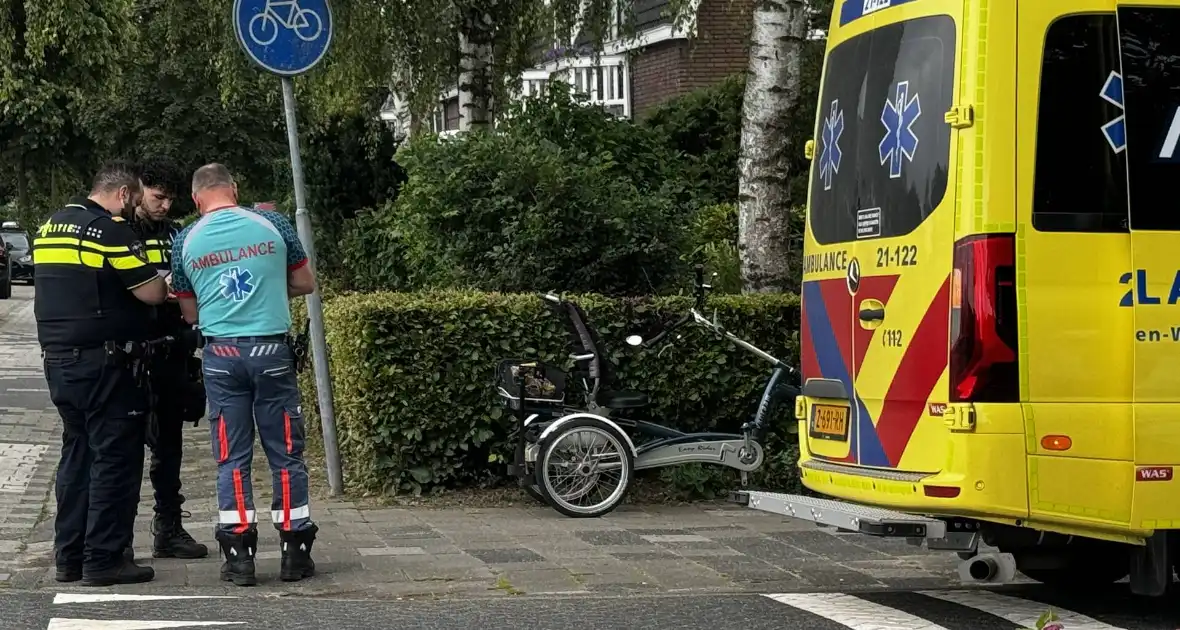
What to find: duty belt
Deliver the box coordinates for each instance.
[205,333,311,373]
[206,334,287,344]
[104,337,175,387]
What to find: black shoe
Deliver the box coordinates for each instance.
[152,512,209,559]
[216,529,257,587]
[55,565,82,583]
[279,524,318,582]
[81,558,155,586]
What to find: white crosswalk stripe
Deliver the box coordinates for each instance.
[766,593,948,630]
[919,590,1127,630]
[762,589,1132,630]
[47,621,241,629]
[52,594,237,605]
[48,594,243,629]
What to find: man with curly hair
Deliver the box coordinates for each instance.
[125,157,209,561]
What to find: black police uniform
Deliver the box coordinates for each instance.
[33,197,158,585]
[127,213,208,559]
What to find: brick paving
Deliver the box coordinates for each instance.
[0,285,962,598]
[0,289,60,583]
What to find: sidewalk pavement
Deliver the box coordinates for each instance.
[0,286,961,598]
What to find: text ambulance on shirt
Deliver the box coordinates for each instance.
[169,206,308,338]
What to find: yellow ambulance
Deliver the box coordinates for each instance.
[742,0,1180,596]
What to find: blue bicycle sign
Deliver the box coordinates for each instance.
[250,0,322,45]
[233,0,333,76]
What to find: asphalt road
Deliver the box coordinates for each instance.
[5,586,1180,630]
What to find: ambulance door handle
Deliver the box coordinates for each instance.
[859,308,885,322]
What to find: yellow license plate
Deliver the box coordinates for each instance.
[809,404,850,441]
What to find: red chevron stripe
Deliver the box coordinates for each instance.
[817,279,854,371]
[874,275,952,466]
[800,290,821,382]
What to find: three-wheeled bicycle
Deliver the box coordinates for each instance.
[495,265,800,517]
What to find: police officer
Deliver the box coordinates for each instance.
[123,158,209,561]
[34,160,168,586]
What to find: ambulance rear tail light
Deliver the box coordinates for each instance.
[950,234,1019,402]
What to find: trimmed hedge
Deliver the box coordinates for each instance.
[301,290,804,496]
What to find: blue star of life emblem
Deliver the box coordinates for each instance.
[1100,71,1126,154]
[818,100,844,191]
[879,81,922,179]
[220,266,255,302]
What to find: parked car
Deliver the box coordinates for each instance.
[0,221,32,286]
[0,234,10,300]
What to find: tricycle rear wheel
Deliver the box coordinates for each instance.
[535,417,634,518]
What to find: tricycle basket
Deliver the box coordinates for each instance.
[496,359,566,408]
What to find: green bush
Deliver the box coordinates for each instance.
[315,290,801,496]
[301,101,407,282]
[684,203,741,294]
[642,74,745,206]
[331,206,412,292]
[383,84,692,296]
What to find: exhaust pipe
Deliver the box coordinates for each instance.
[967,556,997,581]
[957,551,1016,584]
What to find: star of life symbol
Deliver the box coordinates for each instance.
[879,81,921,179]
[220,266,255,302]
[1100,71,1126,153]
[819,100,845,191]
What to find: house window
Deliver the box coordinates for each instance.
[443,97,461,131]
[563,63,630,118]
[430,96,463,134]
[522,79,549,99]
[519,58,630,119]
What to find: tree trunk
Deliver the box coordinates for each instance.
[457,7,495,132]
[737,0,807,294]
[408,110,423,138]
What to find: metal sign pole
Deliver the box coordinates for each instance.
[281,77,343,497]
[234,0,343,496]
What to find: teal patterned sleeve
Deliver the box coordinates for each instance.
[170,225,195,297]
[258,210,309,269]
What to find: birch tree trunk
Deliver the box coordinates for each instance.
[457,6,495,131]
[737,0,808,293]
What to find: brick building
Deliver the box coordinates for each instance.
[380,0,754,134]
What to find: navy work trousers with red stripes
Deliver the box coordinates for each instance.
[202,336,314,534]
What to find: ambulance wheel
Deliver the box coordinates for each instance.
[534,417,633,518]
[1014,546,1129,588]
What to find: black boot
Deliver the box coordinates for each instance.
[215,529,257,587]
[152,511,209,559]
[81,556,155,586]
[55,565,82,583]
[279,524,318,582]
